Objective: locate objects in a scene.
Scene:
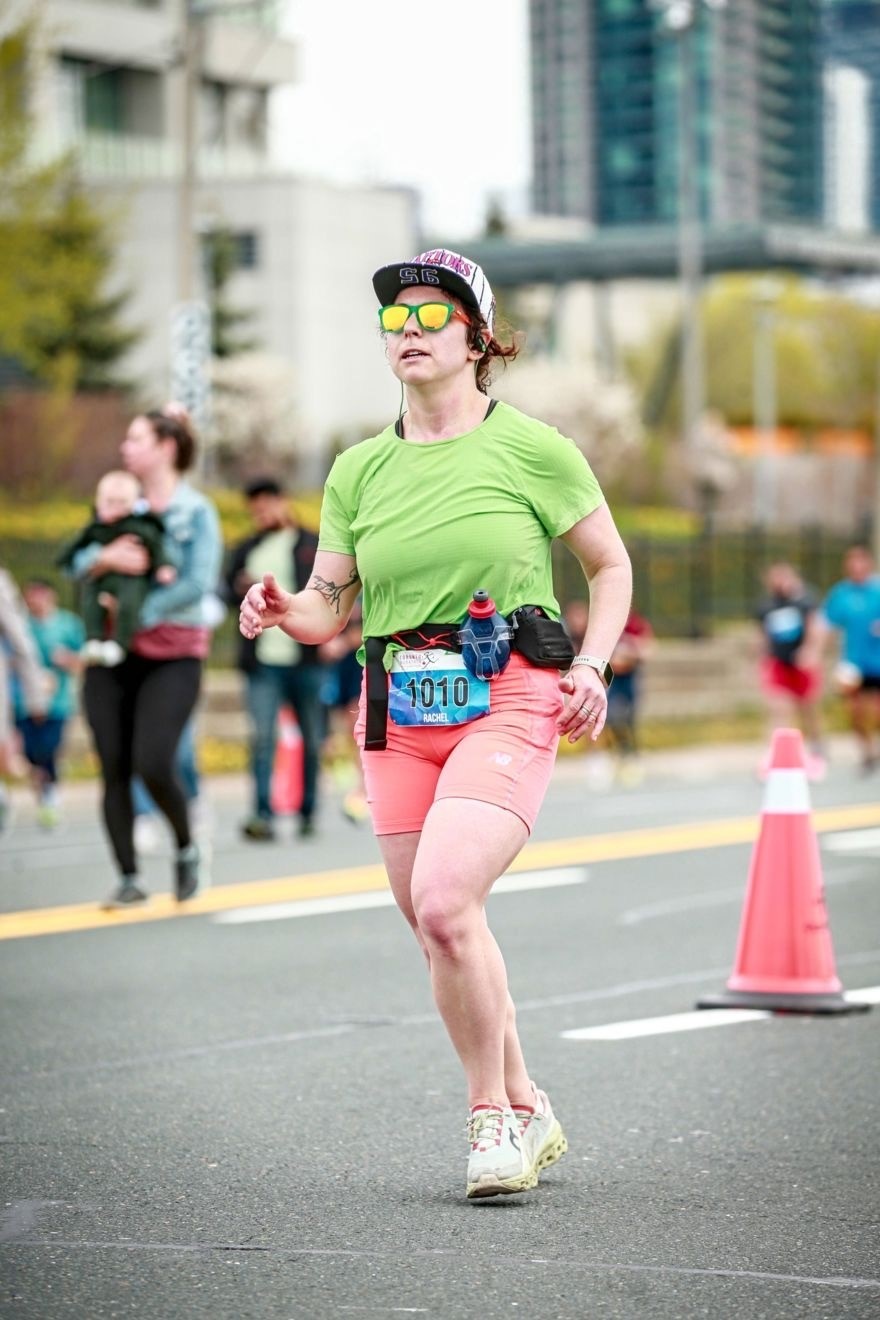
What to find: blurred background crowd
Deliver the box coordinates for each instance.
[2,0,880,834]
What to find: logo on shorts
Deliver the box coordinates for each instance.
[489,752,512,766]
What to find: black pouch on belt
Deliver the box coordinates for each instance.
[510,606,576,669]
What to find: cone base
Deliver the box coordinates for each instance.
[696,988,871,1015]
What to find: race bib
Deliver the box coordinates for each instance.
[388,649,490,728]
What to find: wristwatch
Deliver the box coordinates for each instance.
[570,654,614,688]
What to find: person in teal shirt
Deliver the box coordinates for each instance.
[821,544,880,773]
[13,578,85,827]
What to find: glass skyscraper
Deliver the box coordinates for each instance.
[823,1,880,232]
[530,0,825,228]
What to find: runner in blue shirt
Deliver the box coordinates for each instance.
[821,545,880,773]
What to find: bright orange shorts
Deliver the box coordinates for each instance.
[354,653,564,835]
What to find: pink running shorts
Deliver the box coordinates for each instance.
[354,653,564,835]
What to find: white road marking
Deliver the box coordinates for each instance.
[562,1008,770,1040]
[619,887,745,926]
[212,866,588,925]
[823,828,880,854]
[562,986,880,1040]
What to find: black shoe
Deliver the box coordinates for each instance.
[298,817,316,838]
[175,844,201,902]
[102,880,148,911]
[241,817,276,842]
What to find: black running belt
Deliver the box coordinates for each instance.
[363,625,461,750]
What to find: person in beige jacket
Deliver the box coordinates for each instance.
[0,566,51,828]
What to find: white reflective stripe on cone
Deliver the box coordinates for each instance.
[762,768,811,815]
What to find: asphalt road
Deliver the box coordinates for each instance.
[1,742,879,1320]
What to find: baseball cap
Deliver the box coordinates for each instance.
[372,248,496,336]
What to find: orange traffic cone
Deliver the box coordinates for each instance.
[271,706,304,816]
[697,728,870,1015]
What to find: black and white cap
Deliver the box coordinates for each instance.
[372,248,496,336]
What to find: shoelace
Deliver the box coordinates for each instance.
[466,1108,506,1150]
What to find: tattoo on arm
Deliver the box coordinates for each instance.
[307,567,360,614]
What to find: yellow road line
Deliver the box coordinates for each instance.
[3,802,880,943]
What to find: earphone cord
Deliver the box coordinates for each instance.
[397,380,405,434]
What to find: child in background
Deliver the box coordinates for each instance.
[58,470,176,666]
[14,579,85,828]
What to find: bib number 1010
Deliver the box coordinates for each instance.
[404,674,469,710]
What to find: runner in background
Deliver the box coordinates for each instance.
[755,561,826,781]
[820,544,880,774]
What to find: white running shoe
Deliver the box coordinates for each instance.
[465,1104,536,1199]
[514,1085,568,1183]
[134,813,164,855]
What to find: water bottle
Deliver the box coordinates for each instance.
[458,589,512,680]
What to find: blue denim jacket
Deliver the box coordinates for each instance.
[71,481,222,630]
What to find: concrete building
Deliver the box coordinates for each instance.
[20,0,417,472]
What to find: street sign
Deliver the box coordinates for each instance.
[170,300,212,431]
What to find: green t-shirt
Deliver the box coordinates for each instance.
[318,401,604,641]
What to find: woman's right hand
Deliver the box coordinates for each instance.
[239,572,292,638]
[92,535,150,577]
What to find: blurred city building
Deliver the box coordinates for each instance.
[530,0,824,228]
[22,0,417,471]
[822,0,880,233]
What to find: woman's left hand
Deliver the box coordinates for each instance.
[557,668,609,743]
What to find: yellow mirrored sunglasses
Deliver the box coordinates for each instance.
[378,302,468,333]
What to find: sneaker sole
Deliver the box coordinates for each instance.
[466,1168,539,1199]
[535,1121,568,1173]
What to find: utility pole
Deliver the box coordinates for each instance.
[653,0,727,454]
[676,15,703,454]
[177,0,200,304]
[170,0,211,440]
[752,278,781,526]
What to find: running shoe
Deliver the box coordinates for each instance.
[36,786,61,831]
[241,816,276,842]
[102,880,148,910]
[513,1086,568,1183]
[175,843,202,902]
[465,1104,536,1199]
[341,790,369,824]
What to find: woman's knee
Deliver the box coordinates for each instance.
[413,887,479,958]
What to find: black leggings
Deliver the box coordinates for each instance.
[83,655,202,877]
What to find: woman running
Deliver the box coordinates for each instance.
[239,248,632,1199]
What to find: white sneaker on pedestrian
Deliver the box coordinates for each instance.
[188,796,211,842]
[134,813,163,855]
[465,1104,536,1199]
[514,1085,568,1183]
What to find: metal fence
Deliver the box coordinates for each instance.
[1,526,860,660]
[552,526,856,638]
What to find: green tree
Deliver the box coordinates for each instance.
[629,274,880,433]
[0,23,139,392]
[204,228,260,358]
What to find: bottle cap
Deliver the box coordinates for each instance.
[469,588,494,618]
